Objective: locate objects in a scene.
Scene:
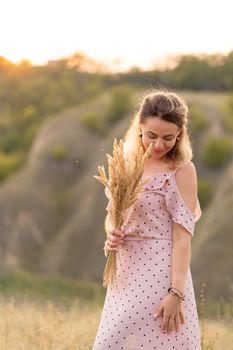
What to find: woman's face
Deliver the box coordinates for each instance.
[140,117,180,160]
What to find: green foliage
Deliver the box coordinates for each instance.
[1,51,233,182]
[0,58,107,180]
[0,131,20,153]
[22,123,40,147]
[1,126,38,153]
[21,104,37,123]
[221,94,233,132]
[106,85,133,123]
[51,144,69,161]
[189,106,209,131]
[80,85,134,134]
[0,270,105,306]
[80,112,106,134]
[171,56,212,90]
[202,135,233,168]
[198,177,214,207]
[0,152,25,181]
[168,52,233,90]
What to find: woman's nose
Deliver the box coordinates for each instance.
[153,139,164,148]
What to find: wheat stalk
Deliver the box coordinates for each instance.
[94,138,153,288]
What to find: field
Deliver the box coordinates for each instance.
[0,272,232,350]
[0,296,232,350]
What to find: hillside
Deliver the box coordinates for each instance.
[0,88,232,303]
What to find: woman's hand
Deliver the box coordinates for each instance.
[154,294,185,334]
[106,228,125,251]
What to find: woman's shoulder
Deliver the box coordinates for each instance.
[175,160,196,176]
[166,159,195,173]
[173,160,197,214]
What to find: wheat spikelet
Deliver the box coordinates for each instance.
[94,138,153,288]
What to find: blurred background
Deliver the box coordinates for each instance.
[0,0,233,348]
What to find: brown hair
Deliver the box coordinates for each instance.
[123,90,193,167]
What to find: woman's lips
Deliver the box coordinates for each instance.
[153,150,163,154]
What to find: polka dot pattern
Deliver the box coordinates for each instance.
[94,166,202,349]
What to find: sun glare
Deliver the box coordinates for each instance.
[0,0,232,71]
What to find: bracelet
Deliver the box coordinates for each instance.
[168,287,185,301]
[171,287,184,297]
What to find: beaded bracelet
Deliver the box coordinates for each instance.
[168,287,185,301]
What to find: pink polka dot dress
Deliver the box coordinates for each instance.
[93,160,202,350]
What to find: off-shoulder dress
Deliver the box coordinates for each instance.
[93,160,202,350]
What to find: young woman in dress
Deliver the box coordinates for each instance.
[93,90,202,350]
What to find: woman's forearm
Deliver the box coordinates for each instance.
[104,212,114,235]
[171,237,191,294]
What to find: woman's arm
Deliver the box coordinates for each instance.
[155,161,198,333]
[172,162,198,293]
[171,223,192,293]
[104,212,114,235]
[104,212,124,255]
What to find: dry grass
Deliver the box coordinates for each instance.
[200,283,219,349]
[94,138,153,288]
[198,283,233,350]
[0,295,232,350]
[201,320,233,350]
[0,295,100,350]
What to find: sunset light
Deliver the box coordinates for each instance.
[1,0,232,71]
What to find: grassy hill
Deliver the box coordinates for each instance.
[0,88,232,305]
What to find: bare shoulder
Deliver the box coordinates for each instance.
[177,160,197,178]
[175,160,197,213]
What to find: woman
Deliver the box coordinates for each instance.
[93,90,202,350]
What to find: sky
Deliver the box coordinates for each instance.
[1,0,233,72]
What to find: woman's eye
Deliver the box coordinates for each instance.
[148,135,173,141]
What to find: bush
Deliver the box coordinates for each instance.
[80,85,134,134]
[0,152,25,181]
[21,105,37,123]
[0,269,105,305]
[1,130,24,153]
[202,135,233,167]
[106,86,133,123]
[189,106,209,131]
[51,145,69,161]
[198,177,214,207]
[80,113,106,134]
[221,95,233,132]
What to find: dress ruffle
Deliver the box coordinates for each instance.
[164,173,202,236]
[104,168,202,237]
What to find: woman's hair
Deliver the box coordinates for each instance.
[123,89,193,167]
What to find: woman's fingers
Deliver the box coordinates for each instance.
[109,234,123,243]
[160,310,184,333]
[161,318,169,332]
[161,313,169,332]
[107,239,124,249]
[167,318,174,334]
[110,228,124,237]
[174,315,180,332]
[179,309,185,324]
[161,316,177,334]
[108,229,124,243]
[162,316,171,334]
[107,228,125,250]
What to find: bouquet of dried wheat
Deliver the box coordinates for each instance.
[94,138,153,288]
